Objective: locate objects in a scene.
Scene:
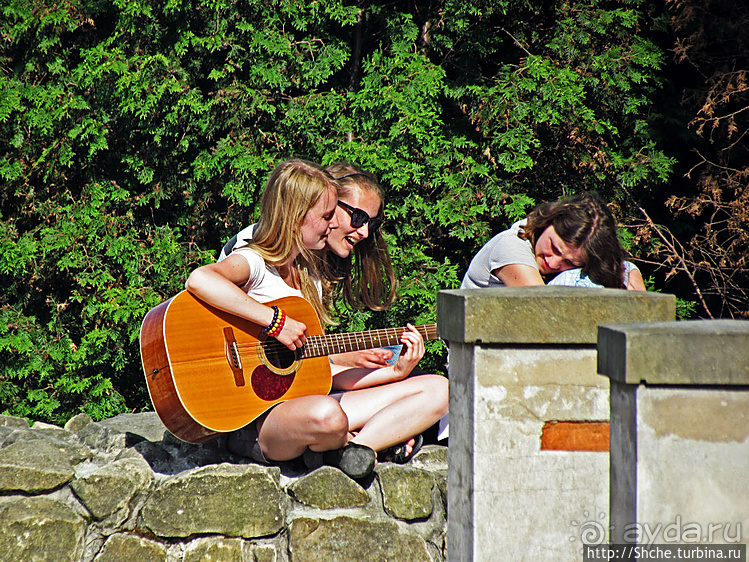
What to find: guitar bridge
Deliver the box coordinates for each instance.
[223,327,245,386]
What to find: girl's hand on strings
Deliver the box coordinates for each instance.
[393,324,425,379]
[275,316,308,350]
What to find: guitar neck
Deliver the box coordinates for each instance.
[303,324,438,359]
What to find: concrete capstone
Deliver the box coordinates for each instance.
[598,319,749,385]
[438,286,676,344]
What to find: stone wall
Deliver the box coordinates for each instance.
[0,412,447,561]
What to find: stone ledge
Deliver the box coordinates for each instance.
[598,319,749,385]
[437,287,675,345]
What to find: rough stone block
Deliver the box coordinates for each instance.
[95,533,168,562]
[0,440,75,493]
[183,536,244,562]
[0,496,86,561]
[377,464,435,521]
[0,414,30,429]
[140,463,283,538]
[412,444,447,471]
[71,456,153,522]
[289,516,433,561]
[288,466,369,509]
[64,413,94,433]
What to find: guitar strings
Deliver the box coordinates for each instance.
[233,325,437,357]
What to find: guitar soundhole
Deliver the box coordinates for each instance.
[263,341,299,371]
[251,365,296,401]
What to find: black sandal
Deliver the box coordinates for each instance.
[378,434,423,464]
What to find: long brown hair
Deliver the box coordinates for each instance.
[521,193,626,288]
[324,163,398,311]
[251,159,338,324]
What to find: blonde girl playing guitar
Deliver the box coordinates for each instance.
[219,163,400,369]
[185,159,448,478]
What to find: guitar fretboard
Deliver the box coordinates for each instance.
[302,324,438,359]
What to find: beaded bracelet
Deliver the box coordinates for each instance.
[267,309,286,337]
[263,306,280,335]
[262,306,286,338]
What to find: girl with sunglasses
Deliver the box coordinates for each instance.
[195,160,447,477]
[315,164,447,460]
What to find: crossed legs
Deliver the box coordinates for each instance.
[338,373,449,452]
[254,374,448,462]
[256,395,349,462]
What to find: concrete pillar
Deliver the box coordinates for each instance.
[438,286,675,562]
[599,320,749,548]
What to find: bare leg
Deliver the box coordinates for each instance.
[256,395,349,461]
[337,374,448,452]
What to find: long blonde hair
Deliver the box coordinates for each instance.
[251,159,337,324]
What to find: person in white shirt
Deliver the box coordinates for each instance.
[461,193,646,290]
[219,163,400,369]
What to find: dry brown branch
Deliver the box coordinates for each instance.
[624,189,715,318]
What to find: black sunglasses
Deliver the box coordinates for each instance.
[337,200,383,231]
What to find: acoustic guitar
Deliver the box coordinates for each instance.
[140,290,438,443]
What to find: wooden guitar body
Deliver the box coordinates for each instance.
[139,291,332,443]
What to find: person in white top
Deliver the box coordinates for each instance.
[219,163,399,369]
[186,159,448,478]
[461,193,646,290]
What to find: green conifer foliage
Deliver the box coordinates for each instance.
[0,0,671,422]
